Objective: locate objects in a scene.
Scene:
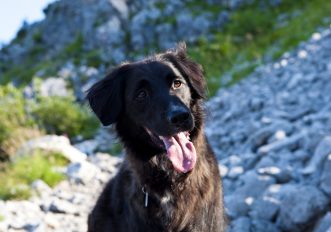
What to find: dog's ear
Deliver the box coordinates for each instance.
[86,65,130,126]
[170,42,207,99]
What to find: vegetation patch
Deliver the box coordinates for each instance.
[109,143,123,156]
[0,84,99,160]
[0,84,38,160]
[188,0,331,95]
[0,150,68,200]
[31,95,99,139]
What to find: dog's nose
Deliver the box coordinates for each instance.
[168,109,190,126]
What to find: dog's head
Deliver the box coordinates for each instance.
[87,43,206,173]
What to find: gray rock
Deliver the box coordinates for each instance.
[266,184,329,231]
[249,196,280,221]
[74,139,98,156]
[110,0,128,19]
[224,194,250,219]
[218,163,229,177]
[66,161,101,184]
[248,121,293,151]
[314,212,331,232]
[236,171,276,198]
[227,166,244,179]
[302,136,331,175]
[17,135,87,163]
[88,152,122,174]
[255,156,275,169]
[257,166,292,183]
[257,132,306,155]
[252,219,281,232]
[49,199,78,214]
[229,217,251,232]
[320,154,331,197]
[31,179,52,196]
[39,77,69,97]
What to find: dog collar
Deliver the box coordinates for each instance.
[142,186,149,207]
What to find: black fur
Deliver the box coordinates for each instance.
[87,43,226,232]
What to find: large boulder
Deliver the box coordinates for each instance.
[266,184,329,232]
[17,135,87,163]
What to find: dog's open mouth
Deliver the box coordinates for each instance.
[145,128,197,173]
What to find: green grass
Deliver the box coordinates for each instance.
[0,150,68,200]
[0,59,56,85]
[188,0,331,95]
[31,96,99,138]
[0,84,35,145]
[0,215,4,222]
[0,84,99,160]
[109,143,123,156]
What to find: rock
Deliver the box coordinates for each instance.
[313,212,331,232]
[228,166,244,179]
[66,161,100,184]
[1,201,44,232]
[236,171,276,198]
[31,179,52,196]
[248,121,293,151]
[320,154,331,197]
[49,199,78,214]
[17,135,87,163]
[257,166,292,183]
[241,153,260,170]
[224,194,250,219]
[302,136,331,175]
[257,132,306,155]
[110,0,128,19]
[88,152,122,174]
[39,77,69,97]
[229,217,251,232]
[266,184,329,231]
[255,156,275,169]
[93,127,118,153]
[251,219,281,232]
[218,163,229,177]
[74,139,98,156]
[249,196,280,221]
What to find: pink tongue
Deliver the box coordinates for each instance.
[160,132,197,173]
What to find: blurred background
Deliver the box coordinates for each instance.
[0,0,331,231]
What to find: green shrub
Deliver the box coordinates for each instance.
[0,85,41,161]
[0,150,68,200]
[31,96,99,138]
[0,84,99,160]
[85,49,103,67]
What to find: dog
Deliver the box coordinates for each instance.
[87,43,225,232]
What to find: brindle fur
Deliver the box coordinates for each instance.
[87,43,226,232]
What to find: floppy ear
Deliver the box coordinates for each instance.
[167,42,206,99]
[86,65,129,126]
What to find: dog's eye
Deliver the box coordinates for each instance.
[136,90,147,100]
[173,80,182,89]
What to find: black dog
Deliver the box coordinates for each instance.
[87,43,225,232]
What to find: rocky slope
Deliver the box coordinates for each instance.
[0,0,284,86]
[206,28,331,231]
[1,26,331,231]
